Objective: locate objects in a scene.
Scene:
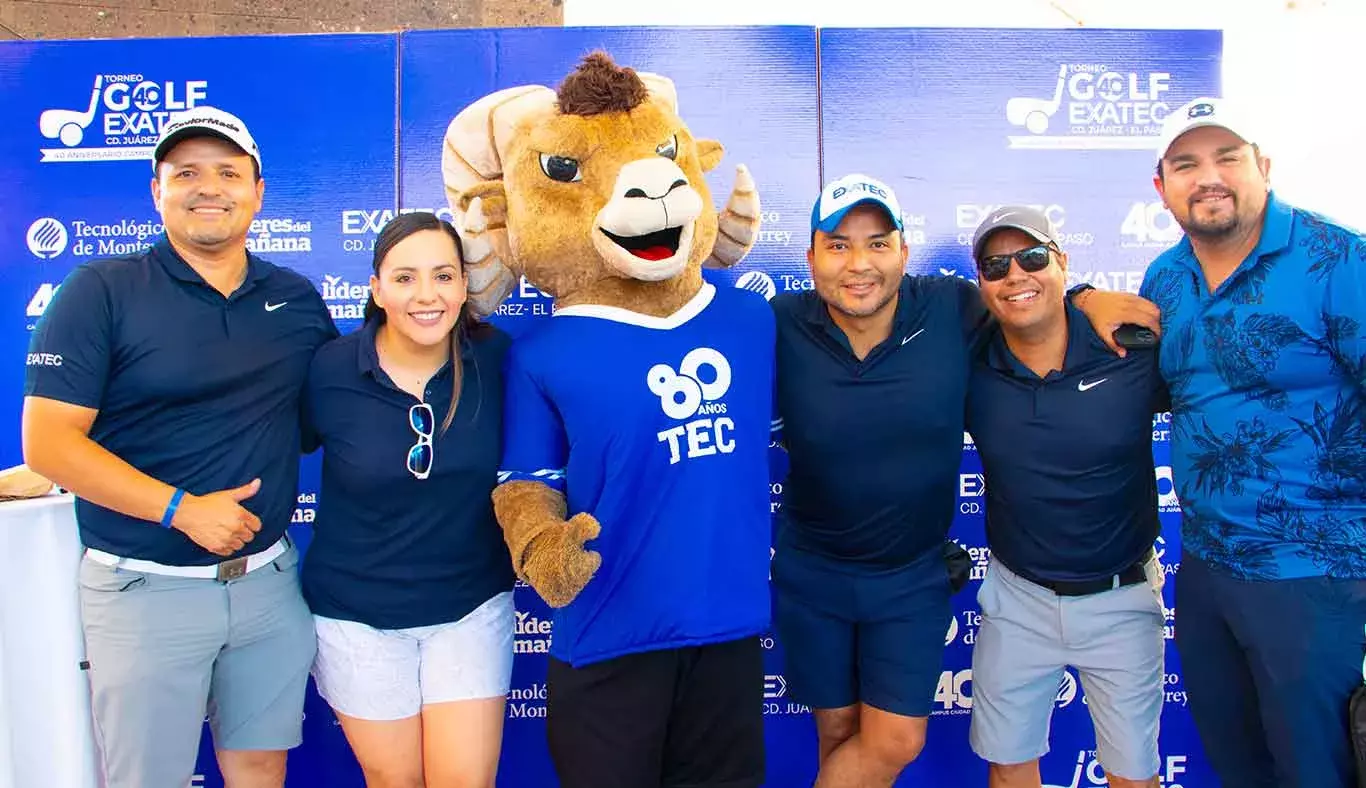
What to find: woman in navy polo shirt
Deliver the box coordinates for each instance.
[301,211,515,787]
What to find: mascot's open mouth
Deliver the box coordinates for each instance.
[600,226,683,262]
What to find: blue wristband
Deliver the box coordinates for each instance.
[161,488,185,528]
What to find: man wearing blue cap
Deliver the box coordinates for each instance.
[1139,96,1366,788]
[769,174,1159,787]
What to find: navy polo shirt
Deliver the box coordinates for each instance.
[966,301,1169,582]
[300,317,516,630]
[23,236,338,566]
[774,274,993,568]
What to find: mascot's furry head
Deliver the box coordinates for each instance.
[441,50,761,317]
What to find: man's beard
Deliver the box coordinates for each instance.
[1183,191,1242,241]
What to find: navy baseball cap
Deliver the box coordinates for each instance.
[810,173,904,236]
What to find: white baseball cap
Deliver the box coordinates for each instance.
[810,173,904,236]
[152,106,262,174]
[1156,97,1258,164]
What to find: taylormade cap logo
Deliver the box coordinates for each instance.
[152,106,262,173]
[163,116,241,136]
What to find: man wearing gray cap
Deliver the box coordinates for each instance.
[964,206,1169,788]
[1140,96,1366,788]
[22,106,337,788]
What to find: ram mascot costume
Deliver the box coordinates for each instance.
[442,51,776,786]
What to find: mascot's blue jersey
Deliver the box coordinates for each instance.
[499,282,777,667]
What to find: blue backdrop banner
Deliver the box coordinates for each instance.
[817,27,1220,788]
[0,24,1220,787]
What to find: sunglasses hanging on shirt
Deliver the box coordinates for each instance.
[407,402,434,480]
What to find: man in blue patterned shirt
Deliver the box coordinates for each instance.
[1140,96,1366,788]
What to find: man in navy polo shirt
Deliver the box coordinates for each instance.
[964,206,1169,788]
[22,107,337,788]
[1139,96,1366,788]
[770,174,1160,788]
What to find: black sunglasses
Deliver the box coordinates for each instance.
[977,243,1055,282]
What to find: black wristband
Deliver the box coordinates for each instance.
[1067,283,1096,304]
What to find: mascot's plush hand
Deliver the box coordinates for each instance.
[492,481,601,608]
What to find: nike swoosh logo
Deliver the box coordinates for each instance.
[1078,378,1108,392]
[264,301,287,312]
[901,328,925,346]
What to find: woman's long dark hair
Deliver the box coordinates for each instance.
[363,211,488,433]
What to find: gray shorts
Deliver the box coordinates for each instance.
[969,556,1166,781]
[78,541,315,788]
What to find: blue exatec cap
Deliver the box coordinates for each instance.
[810,173,904,236]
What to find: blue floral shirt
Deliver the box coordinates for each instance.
[1140,191,1366,580]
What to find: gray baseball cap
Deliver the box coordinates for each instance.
[971,205,1059,261]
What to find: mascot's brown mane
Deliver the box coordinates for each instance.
[556,51,650,116]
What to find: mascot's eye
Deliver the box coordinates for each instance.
[538,153,582,183]
[656,136,678,160]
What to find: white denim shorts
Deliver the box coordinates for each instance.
[311,590,515,721]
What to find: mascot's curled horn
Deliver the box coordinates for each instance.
[441,51,764,608]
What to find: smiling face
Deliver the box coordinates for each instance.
[807,203,907,322]
[370,228,468,349]
[1155,125,1271,243]
[152,135,263,254]
[976,228,1067,337]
